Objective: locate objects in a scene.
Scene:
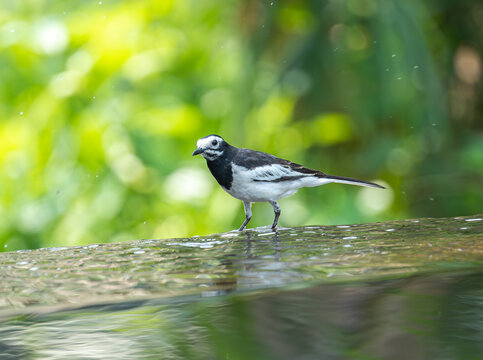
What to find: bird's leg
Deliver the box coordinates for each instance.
[269,200,281,230]
[238,201,252,231]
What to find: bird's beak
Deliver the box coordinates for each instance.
[192,148,203,156]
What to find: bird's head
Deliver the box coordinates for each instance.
[192,134,227,161]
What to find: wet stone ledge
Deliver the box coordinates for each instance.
[0,215,482,313]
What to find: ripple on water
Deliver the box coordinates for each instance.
[48,247,69,252]
[167,240,227,248]
[0,214,481,312]
[258,232,276,236]
[220,232,239,238]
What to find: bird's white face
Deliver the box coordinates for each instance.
[192,135,225,160]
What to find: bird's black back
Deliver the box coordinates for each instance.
[205,143,328,189]
[233,148,327,176]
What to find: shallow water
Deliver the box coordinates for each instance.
[0,215,482,359]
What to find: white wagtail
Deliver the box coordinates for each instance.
[193,135,385,231]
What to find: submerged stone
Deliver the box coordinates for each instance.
[0,214,481,311]
[0,215,482,360]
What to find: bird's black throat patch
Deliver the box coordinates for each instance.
[206,152,233,190]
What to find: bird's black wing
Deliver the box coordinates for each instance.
[231,147,384,188]
[232,148,326,182]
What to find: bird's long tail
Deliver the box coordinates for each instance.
[323,174,385,189]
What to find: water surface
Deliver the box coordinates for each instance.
[0,215,482,359]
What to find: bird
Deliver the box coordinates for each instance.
[192,134,385,231]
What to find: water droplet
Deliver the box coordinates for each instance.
[95,174,99,178]
[391,54,396,58]
[432,123,436,126]
[92,96,96,99]
[103,15,107,19]
[429,197,434,201]
[413,65,419,69]
[397,77,402,80]
[385,68,389,71]
[4,244,7,248]
[10,29,14,33]
[98,1,102,4]
[19,111,23,115]
[143,221,146,224]
[270,1,274,5]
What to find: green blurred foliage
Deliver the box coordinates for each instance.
[0,0,482,250]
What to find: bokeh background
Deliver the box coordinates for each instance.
[1,0,482,251]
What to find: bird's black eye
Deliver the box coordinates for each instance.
[212,140,218,146]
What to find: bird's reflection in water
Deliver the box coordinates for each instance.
[213,230,283,294]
